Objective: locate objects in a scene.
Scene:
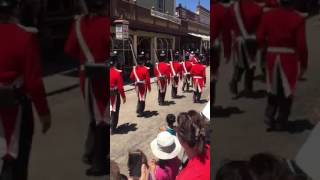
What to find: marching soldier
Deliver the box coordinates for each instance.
[190,61,207,103]
[227,0,264,97]
[64,0,108,176]
[169,51,183,98]
[189,51,200,65]
[0,0,51,179]
[130,52,151,117]
[257,0,308,131]
[110,51,126,134]
[181,51,193,92]
[154,51,171,105]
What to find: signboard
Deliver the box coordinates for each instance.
[151,9,181,25]
[115,20,129,40]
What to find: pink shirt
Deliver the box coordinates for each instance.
[176,145,211,180]
[154,158,181,180]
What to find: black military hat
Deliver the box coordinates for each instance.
[159,50,166,57]
[0,0,17,9]
[110,51,118,66]
[137,51,145,64]
[174,50,180,60]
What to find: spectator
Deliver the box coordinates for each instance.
[175,110,210,180]
[149,131,182,180]
[215,161,253,180]
[159,114,177,136]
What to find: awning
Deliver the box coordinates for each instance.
[188,33,210,41]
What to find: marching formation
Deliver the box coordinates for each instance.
[212,0,308,131]
[109,49,208,134]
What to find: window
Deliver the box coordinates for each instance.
[158,0,165,12]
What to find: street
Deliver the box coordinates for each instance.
[212,14,320,175]
[110,68,210,177]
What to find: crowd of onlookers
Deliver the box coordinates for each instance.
[110,110,211,180]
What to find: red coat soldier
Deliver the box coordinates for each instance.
[109,52,126,134]
[130,52,151,117]
[0,0,51,178]
[154,51,171,105]
[227,0,264,96]
[169,51,183,98]
[189,51,200,65]
[190,62,207,103]
[64,0,108,175]
[256,0,308,131]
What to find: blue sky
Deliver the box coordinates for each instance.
[176,0,210,12]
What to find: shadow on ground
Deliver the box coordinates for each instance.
[213,106,245,118]
[174,95,186,99]
[115,123,138,134]
[235,89,267,99]
[143,111,159,118]
[162,101,176,106]
[287,119,315,134]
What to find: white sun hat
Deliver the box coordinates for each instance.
[150,131,182,160]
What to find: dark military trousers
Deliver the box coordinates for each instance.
[182,76,190,92]
[0,99,33,180]
[193,88,201,103]
[158,90,166,105]
[110,93,121,131]
[136,101,145,115]
[265,67,293,130]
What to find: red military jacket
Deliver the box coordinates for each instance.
[169,61,183,78]
[130,65,151,91]
[190,64,207,85]
[189,55,199,65]
[211,2,232,59]
[256,8,308,95]
[265,0,279,7]
[64,15,109,93]
[181,60,193,74]
[154,62,171,79]
[110,67,125,100]
[226,0,264,38]
[0,24,49,116]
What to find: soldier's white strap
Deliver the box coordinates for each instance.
[0,77,23,89]
[170,61,176,76]
[156,63,163,77]
[267,47,295,54]
[133,66,141,82]
[183,62,188,73]
[75,16,94,63]
[234,2,249,38]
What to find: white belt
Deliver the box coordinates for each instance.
[267,47,295,54]
[193,76,203,79]
[236,35,256,42]
[110,87,118,91]
[0,77,23,89]
[136,81,145,84]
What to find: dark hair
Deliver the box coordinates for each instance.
[177,110,207,155]
[110,160,121,180]
[216,161,254,180]
[166,114,176,126]
[249,153,290,180]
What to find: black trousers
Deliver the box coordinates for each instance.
[193,89,201,103]
[91,122,108,171]
[231,44,255,92]
[158,89,166,104]
[182,76,190,91]
[265,68,293,128]
[136,100,145,115]
[110,94,121,131]
[172,86,178,98]
[0,100,34,180]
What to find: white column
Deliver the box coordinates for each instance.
[172,37,176,50]
[133,34,138,57]
[152,36,157,64]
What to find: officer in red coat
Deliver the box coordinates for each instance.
[169,51,183,98]
[130,52,151,117]
[181,52,193,92]
[109,51,126,134]
[227,0,264,96]
[257,0,308,131]
[154,51,171,105]
[190,61,207,103]
[64,0,108,175]
[0,0,51,179]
